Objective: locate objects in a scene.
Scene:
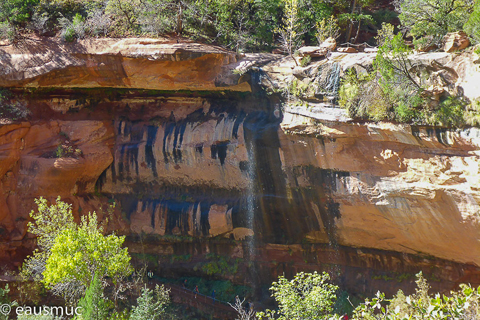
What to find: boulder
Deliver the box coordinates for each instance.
[417,44,438,53]
[320,37,336,51]
[443,31,470,52]
[364,47,378,53]
[337,47,357,53]
[297,46,328,58]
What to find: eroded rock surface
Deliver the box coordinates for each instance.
[0,38,250,91]
[0,38,479,293]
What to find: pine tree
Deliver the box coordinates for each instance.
[77,273,109,320]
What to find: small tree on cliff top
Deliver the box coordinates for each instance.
[276,0,303,66]
[394,0,475,48]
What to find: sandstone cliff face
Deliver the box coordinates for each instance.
[0,38,249,91]
[0,39,479,294]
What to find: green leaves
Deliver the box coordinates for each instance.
[23,197,132,305]
[77,273,110,320]
[42,212,133,290]
[352,272,480,319]
[130,285,170,320]
[258,271,338,320]
[396,0,475,48]
[464,0,480,44]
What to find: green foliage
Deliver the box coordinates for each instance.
[299,0,333,44]
[340,32,475,127]
[352,272,480,319]
[77,273,110,320]
[339,68,391,121]
[23,197,76,282]
[275,0,302,62]
[59,12,87,41]
[194,254,240,276]
[396,0,475,48]
[105,0,139,34]
[0,0,40,39]
[130,285,170,320]
[425,96,466,127]
[315,15,340,44]
[0,88,30,120]
[464,0,480,44]
[374,32,425,122]
[256,271,338,320]
[287,78,310,99]
[13,280,45,306]
[251,0,283,50]
[299,55,311,67]
[375,22,394,47]
[42,212,133,290]
[0,284,14,320]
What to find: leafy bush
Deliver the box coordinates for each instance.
[339,68,392,121]
[299,55,311,67]
[339,32,473,127]
[42,212,133,292]
[0,21,15,41]
[464,0,480,44]
[0,0,40,40]
[256,272,338,320]
[425,96,466,127]
[0,284,15,320]
[315,15,340,44]
[395,0,475,48]
[352,272,480,319]
[375,22,394,47]
[59,13,87,41]
[130,285,170,320]
[77,273,110,320]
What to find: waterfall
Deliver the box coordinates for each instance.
[315,62,341,103]
[245,131,258,293]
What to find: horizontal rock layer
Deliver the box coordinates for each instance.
[0,38,250,91]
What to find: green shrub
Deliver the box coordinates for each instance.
[315,15,340,44]
[352,272,480,319]
[77,273,110,320]
[0,0,40,40]
[396,0,474,48]
[425,96,466,127]
[256,272,338,320]
[339,68,391,121]
[130,285,170,320]
[299,55,311,67]
[375,22,394,47]
[464,0,480,44]
[0,21,15,41]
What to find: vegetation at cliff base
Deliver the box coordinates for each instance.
[255,271,480,320]
[17,197,170,319]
